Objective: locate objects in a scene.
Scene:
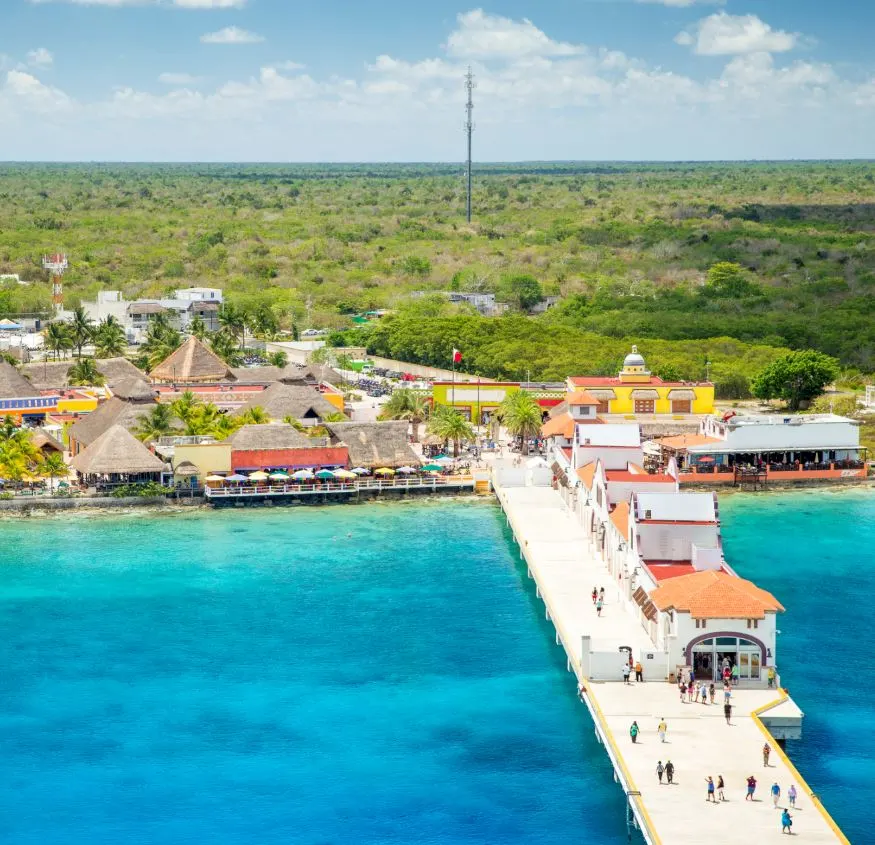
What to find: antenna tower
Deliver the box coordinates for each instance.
[464,67,475,223]
[42,252,68,315]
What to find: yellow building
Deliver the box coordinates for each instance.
[567,346,714,417]
[56,389,101,415]
[172,442,232,480]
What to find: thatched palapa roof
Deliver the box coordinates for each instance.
[325,421,418,468]
[150,336,232,384]
[227,423,313,451]
[31,428,64,453]
[0,361,40,399]
[173,460,200,477]
[67,397,161,449]
[228,364,322,386]
[234,383,341,422]
[111,377,155,402]
[21,357,146,391]
[71,424,167,476]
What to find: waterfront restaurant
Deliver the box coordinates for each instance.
[70,424,169,489]
[656,412,868,483]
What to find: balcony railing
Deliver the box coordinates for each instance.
[205,475,475,498]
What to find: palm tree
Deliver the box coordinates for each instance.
[283,415,307,433]
[0,426,41,488]
[218,302,246,350]
[171,390,200,425]
[427,408,475,457]
[238,406,270,425]
[210,329,244,366]
[140,315,182,370]
[43,321,71,361]
[39,452,68,490]
[380,388,430,442]
[68,357,106,386]
[182,402,222,436]
[188,314,208,340]
[212,413,242,440]
[498,391,543,455]
[69,305,93,360]
[322,411,347,423]
[94,316,127,358]
[135,404,176,442]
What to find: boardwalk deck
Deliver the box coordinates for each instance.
[494,480,848,845]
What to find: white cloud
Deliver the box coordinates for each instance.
[446,9,583,59]
[158,72,203,85]
[637,0,723,6]
[173,0,246,6]
[273,60,306,72]
[676,12,799,56]
[3,70,72,112]
[27,48,53,67]
[200,26,264,44]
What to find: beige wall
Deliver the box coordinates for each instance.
[174,443,231,478]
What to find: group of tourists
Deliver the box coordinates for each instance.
[621,659,644,684]
[590,586,605,616]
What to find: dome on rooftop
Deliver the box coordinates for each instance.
[623,345,646,369]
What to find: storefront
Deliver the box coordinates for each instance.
[687,633,767,681]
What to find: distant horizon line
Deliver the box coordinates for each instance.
[1,158,874,166]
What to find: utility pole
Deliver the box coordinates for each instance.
[465,67,475,223]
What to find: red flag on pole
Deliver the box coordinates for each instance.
[452,348,462,364]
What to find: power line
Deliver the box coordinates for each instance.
[464,67,475,223]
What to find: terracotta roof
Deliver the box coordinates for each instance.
[610,500,630,539]
[645,561,697,582]
[70,424,167,476]
[649,570,784,619]
[541,413,575,438]
[654,434,721,450]
[566,390,600,406]
[150,336,233,384]
[575,461,596,488]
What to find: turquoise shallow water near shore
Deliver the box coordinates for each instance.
[0,501,630,844]
[719,487,875,844]
[1,490,871,844]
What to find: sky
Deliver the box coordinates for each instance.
[1,0,875,161]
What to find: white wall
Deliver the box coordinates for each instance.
[574,445,643,471]
[636,522,721,561]
[662,612,778,669]
[606,478,675,505]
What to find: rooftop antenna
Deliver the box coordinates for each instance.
[42,252,68,316]
[464,67,475,223]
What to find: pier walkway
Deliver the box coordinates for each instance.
[494,481,848,845]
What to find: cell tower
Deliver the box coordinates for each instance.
[42,252,68,315]
[464,67,475,223]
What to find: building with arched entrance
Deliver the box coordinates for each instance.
[648,570,784,683]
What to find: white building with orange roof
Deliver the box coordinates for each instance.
[647,570,784,683]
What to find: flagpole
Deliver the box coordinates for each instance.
[452,352,455,407]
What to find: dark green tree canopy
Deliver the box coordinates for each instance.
[751,350,839,410]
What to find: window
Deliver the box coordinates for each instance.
[671,399,692,414]
[644,509,652,519]
[634,399,655,414]
[746,619,759,629]
[696,619,707,629]
[597,401,609,414]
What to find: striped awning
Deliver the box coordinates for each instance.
[631,389,660,399]
[632,586,649,607]
[641,600,658,622]
[668,389,696,400]
[587,388,616,400]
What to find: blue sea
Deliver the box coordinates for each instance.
[0,491,870,844]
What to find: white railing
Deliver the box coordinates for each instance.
[205,476,475,498]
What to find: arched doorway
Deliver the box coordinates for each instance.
[685,631,767,682]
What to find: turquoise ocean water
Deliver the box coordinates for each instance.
[0,491,870,843]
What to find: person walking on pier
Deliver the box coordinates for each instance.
[665,760,674,784]
[746,775,757,801]
[634,661,643,682]
[706,776,717,802]
[623,663,631,684]
[630,721,640,743]
[679,678,686,703]
[596,597,603,617]
[781,809,793,835]
[656,761,665,784]
[724,702,732,725]
[709,682,716,704]
[717,775,725,801]
[657,718,667,743]
[771,782,781,808]
[768,666,777,688]
[763,742,772,767]
[788,784,797,808]
[700,682,708,704]
[732,663,740,686]
[599,586,605,604]
[592,586,598,604]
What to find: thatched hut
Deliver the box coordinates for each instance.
[70,424,167,487]
[30,427,64,456]
[234,383,342,425]
[150,336,233,384]
[325,421,419,468]
[227,423,314,451]
[67,393,164,456]
[21,357,146,391]
[110,377,155,402]
[0,361,41,399]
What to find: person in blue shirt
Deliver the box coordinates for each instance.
[771,782,781,808]
[781,809,793,834]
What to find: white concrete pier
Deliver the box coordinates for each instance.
[494,480,849,845]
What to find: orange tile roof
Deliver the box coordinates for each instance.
[610,500,630,539]
[541,413,575,438]
[566,390,600,406]
[654,434,721,450]
[649,570,784,619]
[575,461,596,488]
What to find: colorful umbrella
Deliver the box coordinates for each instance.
[269,471,290,480]
[291,469,314,480]
[226,473,248,482]
[374,467,395,475]
[396,466,416,474]
[421,464,443,472]
[205,474,225,482]
[334,469,357,479]
[248,471,270,481]
[315,469,336,479]
[432,454,450,460]
[351,467,369,475]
